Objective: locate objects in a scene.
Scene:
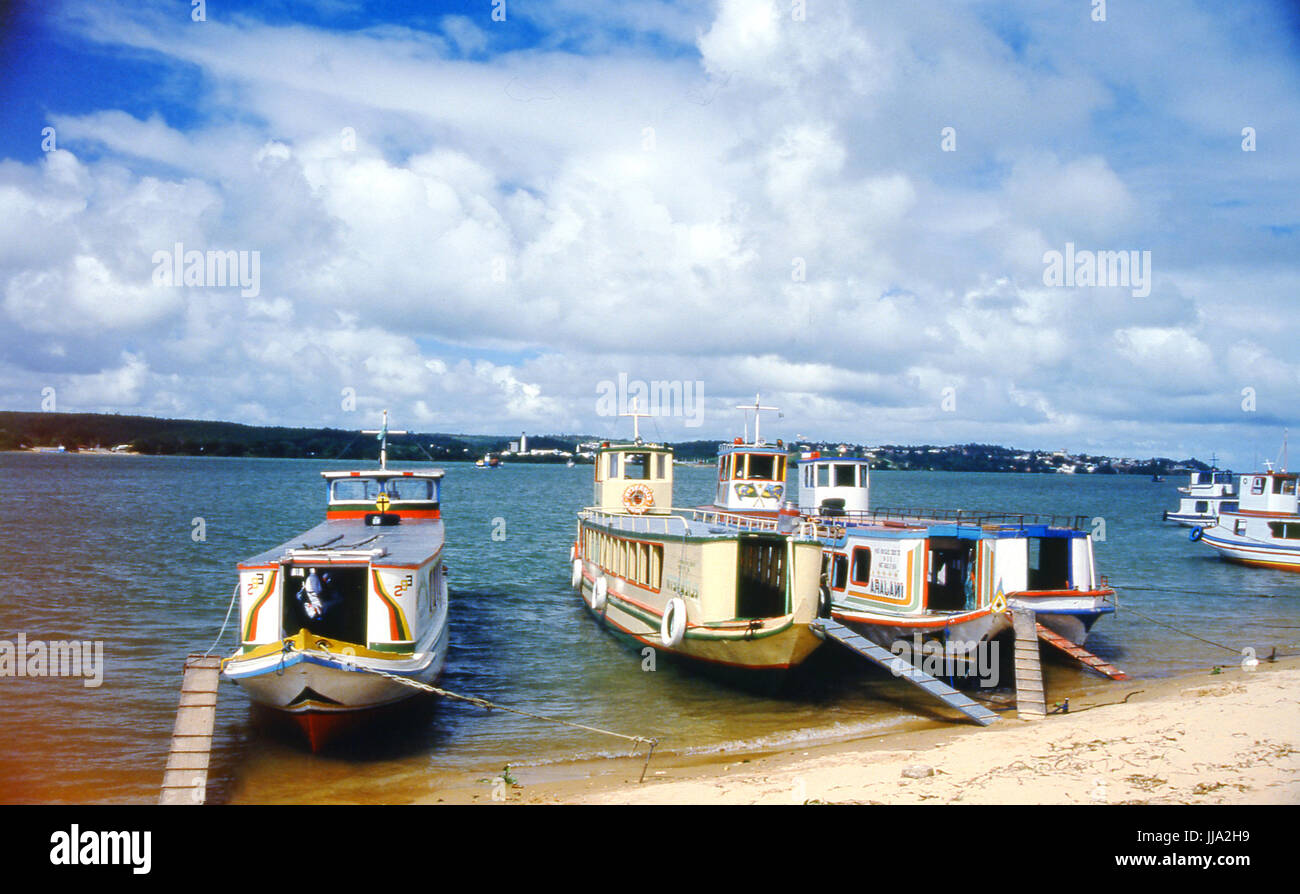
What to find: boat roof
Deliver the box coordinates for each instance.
[321,468,444,480]
[717,440,787,456]
[238,518,444,568]
[595,440,672,454]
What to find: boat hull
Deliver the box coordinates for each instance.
[1199,528,1300,571]
[223,625,449,750]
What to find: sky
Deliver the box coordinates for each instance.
[0,0,1298,467]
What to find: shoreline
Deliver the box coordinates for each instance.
[421,657,1300,805]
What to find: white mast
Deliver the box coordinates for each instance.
[736,393,779,445]
[362,409,407,470]
[620,397,653,444]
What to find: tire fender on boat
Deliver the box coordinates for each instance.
[571,557,583,589]
[818,583,832,618]
[660,597,687,648]
[1189,526,1203,542]
[591,575,608,611]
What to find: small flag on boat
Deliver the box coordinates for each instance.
[991,580,1008,614]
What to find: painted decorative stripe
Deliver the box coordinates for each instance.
[243,572,277,642]
[371,569,412,640]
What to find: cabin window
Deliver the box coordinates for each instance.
[817,464,830,487]
[928,538,976,611]
[834,464,856,487]
[1026,537,1069,591]
[389,479,434,501]
[608,453,619,479]
[830,554,848,590]
[1235,519,1247,536]
[1194,501,1208,513]
[656,453,666,479]
[1276,478,1296,496]
[1268,522,1300,540]
[747,454,776,480]
[624,453,651,480]
[1251,477,1264,495]
[851,547,872,585]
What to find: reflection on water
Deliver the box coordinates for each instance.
[0,452,1295,803]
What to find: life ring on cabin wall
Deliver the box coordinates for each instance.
[571,558,583,589]
[1189,527,1203,542]
[623,484,654,514]
[591,576,608,611]
[660,597,687,647]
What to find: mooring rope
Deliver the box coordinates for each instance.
[316,643,660,783]
[1115,602,1257,655]
[202,583,241,658]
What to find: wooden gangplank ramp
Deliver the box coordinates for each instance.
[1036,622,1128,679]
[1011,608,1047,719]
[159,654,221,805]
[811,619,998,726]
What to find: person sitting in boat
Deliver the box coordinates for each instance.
[296,568,339,621]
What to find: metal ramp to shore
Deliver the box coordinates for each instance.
[159,654,221,805]
[1012,610,1047,719]
[811,619,998,726]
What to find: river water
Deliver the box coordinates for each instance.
[0,452,1295,803]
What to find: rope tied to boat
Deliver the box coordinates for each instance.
[202,583,242,658]
[315,643,661,783]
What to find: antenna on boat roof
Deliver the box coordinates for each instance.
[362,410,407,470]
[736,393,779,445]
[620,397,652,445]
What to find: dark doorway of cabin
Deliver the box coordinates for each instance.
[282,565,370,644]
[736,537,787,619]
[1027,537,1070,590]
[927,538,976,612]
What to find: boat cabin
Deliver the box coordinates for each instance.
[323,469,443,522]
[1233,470,1298,516]
[713,440,789,511]
[1181,470,1235,497]
[797,452,870,515]
[593,441,673,514]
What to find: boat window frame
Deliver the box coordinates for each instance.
[830,553,849,591]
[850,547,872,585]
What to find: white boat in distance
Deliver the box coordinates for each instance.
[1163,466,1237,527]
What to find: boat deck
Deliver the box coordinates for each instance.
[238,518,445,568]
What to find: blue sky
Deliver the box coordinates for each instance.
[1,0,1299,467]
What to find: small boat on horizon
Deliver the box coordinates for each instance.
[221,412,451,751]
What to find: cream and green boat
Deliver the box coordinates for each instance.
[570,409,824,675]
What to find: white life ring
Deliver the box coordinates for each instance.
[571,558,583,589]
[623,484,654,515]
[660,597,687,647]
[591,576,608,612]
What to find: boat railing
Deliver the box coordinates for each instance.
[688,508,781,532]
[809,506,1091,531]
[578,508,693,536]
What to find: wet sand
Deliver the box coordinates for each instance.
[422,657,1300,805]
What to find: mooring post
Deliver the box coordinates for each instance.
[159,654,222,805]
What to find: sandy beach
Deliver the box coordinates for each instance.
[452,657,1300,806]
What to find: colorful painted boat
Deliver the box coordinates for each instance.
[1194,466,1300,570]
[1163,467,1237,527]
[221,413,450,750]
[570,404,823,676]
[793,452,1115,670]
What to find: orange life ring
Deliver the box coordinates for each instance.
[622,484,654,514]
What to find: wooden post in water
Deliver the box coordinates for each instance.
[1010,606,1047,720]
[159,654,222,805]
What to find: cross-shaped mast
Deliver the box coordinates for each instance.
[362,409,408,470]
[620,397,653,444]
[736,393,779,445]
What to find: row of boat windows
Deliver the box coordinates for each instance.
[1190,501,1237,512]
[1268,522,1300,540]
[584,530,665,590]
[1192,472,1234,485]
[602,452,669,481]
[801,462,865,489]
[1247,476,1297,496]
[718,453,787,482]
[825,548,872,588]
[330,478,437,502]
